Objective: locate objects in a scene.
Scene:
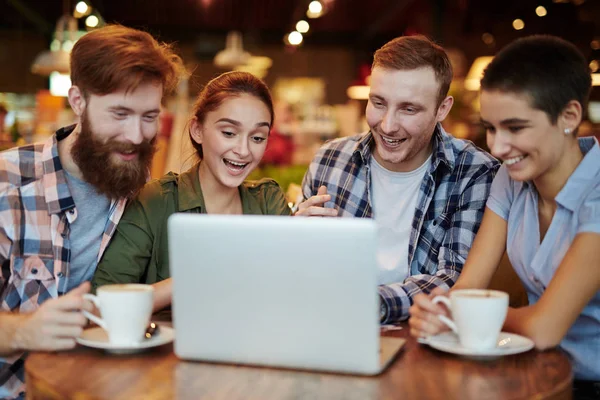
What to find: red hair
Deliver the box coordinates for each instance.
[70,25,184,98]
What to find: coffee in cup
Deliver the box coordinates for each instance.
[83,284,154,346]
[432,289,508,351]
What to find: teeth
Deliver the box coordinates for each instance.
[382,137,402,145]
[224,159,248,169]
[504,155,525,165]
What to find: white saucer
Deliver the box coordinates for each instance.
[76,324,175,354]
[419,331,534,359]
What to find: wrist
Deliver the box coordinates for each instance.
[379,294,389,323]
[6,314,29,352]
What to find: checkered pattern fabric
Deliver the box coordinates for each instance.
[302,124,499,323]
[0,126,127,399]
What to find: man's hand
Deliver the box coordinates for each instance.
[408,286,451,338]
[295,186,338,217]
[12,281,91,351]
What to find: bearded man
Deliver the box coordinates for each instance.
[0,25,184,399]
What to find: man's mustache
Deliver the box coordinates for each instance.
[98,137,156,154]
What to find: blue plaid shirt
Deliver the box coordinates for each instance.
[302,124,499,323]
[0,126,127,399]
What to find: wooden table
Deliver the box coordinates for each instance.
[25,324,573,400]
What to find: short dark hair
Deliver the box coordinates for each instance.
[480,35,591,124]
[190,71,274,159]
[372,35,453,106]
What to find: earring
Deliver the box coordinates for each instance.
[564,128,571,135]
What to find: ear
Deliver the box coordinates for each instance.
[67,86,86,117]
[189,117,204,145]
[559,100,583,133]
[435,96,454,122]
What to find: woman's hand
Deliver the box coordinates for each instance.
[409,287,451,338]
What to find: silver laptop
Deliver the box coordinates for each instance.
[168,214,405,375]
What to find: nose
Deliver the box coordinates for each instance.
[233,137,250,158]
[488,130,511,159]
[380,110,398,135]
[123,117,144,145]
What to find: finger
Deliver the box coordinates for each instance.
[50,295,85,312]
[38,338,78,352]
[54,310,88,327]
[410,315,446,337]
[304,206,338,217]
[81,299,95,314]
[317,185,328,196]
[42,324,84,339]
[414,293,446,315]
[298,195,331,210]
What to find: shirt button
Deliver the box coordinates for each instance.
[57,272,64,278]
[61,232,67,238]
[68,209,75,215]
[31,268,38,274]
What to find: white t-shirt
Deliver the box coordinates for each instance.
[370,155,431,285]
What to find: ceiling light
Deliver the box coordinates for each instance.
[535,6,547,17]
[296,20,310,33]
[31,50,70,75]
[234,56,273,79]
[307,1,323,18]
[308,1,322,14]
[74,1,92,18]
[214,31,251,68]
[288,31,303,46]
[31,15,78,76]
[85,15,99,28]
[482,33,495,46]
[512,19,525,30]
[75,1,89,15]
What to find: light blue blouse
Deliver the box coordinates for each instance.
[486,137,600,381]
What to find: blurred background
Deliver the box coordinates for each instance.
[1,0,600,193]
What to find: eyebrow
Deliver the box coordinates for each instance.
[479,118,530,125]
[108,106,161,114]
[216,118,271,129]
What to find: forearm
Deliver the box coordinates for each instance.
[503,306,556,350]
[379,269,459,323]
[151,278,172,312]
[0,313,27,355]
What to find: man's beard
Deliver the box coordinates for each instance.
[70,112,157,199]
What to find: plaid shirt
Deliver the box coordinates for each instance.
[302,124,499,323]
[0,125,127,399]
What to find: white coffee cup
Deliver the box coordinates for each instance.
[432,289,509,351]
[83,284,154,346]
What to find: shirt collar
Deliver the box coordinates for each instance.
[42,125,76,215]
[177,161,268,214]
[352,123,454,172]
[555,137,600,211]
[177,162,207,212]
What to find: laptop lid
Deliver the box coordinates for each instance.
[169,214,383,375]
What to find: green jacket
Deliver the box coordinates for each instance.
[92,163,291,290]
